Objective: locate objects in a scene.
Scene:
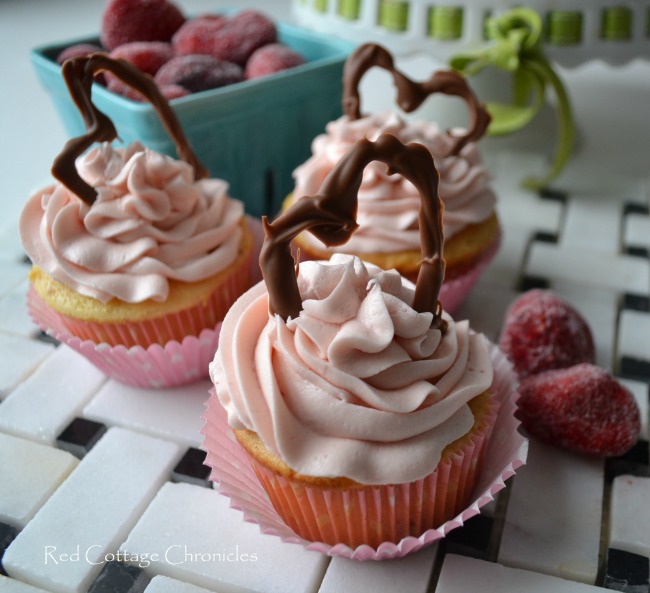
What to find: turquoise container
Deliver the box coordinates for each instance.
[31,21,355,217]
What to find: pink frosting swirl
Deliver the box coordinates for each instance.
[211,255,493,485]
[292,112,496,253]
[20,142,244,303]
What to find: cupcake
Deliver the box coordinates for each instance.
[21,54,254,387]
[204,134,524,555]
[284,43,499,313]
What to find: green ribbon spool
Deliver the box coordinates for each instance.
[601,7,632,41]
[379,1,409,32]
[429,6,464,40]
[338,0,361,20]
[450,8,575,190]
[547,11,583,45]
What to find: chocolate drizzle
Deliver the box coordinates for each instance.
[260,133,447,331]
[342,43,491,156]
[52,54,208,206]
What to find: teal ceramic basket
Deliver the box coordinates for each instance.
[31,21,355,217]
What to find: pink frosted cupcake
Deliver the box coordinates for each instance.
[22,54,254,387]
[204,134,525,556]
[284,43,499,313]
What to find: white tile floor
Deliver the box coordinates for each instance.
[1,8,649,590]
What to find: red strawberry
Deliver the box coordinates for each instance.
[172,17,229,56]
[56,43,104,65]
[517,364,641,457]
[499,289,595,379]
[204,9,277,66]
[245,43,305,79]
[101,0,186,51]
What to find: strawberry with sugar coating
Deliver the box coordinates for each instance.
[499,289,595,379]
[154,54,243,93]
[246,43,305,79]
[56,43,104,65]
[172,17,229,56]
[101,0,186,51]
[517,364,641,457]
[206,9,277,66]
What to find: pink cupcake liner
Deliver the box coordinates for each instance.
[438,234,501,315]
[201,343,528,560]
[28,286,222,388]
[26,217,266,389]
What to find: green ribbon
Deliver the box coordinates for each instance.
[450,8,575,190]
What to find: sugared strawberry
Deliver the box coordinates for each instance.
[101,0,186,51]
[154,55,243,93]
[517,364,641,457]
[245,43,305,79]
[172,17,228,56]
[56,43,104,65]
[109,41,173,76]
[499,289,595,379]
[202,9,277,66]
[108,81,189,102]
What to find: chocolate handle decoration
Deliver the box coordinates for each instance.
[342,43,491,156]
[260,133,447,331]
[52,53,209,206]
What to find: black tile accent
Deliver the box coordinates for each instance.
[623,202,650,217]
[57,417,107,459]
[87,561,150,593]
[622,293,650,313]
[533,230,559,244]
[603,548,649,592]
[539,187,568,203]
[518,275,551,292]
[35,330,60,347]
[172,447,212,488]
[443,514,494,560]
[0,522,19,576]
[619,357,650,384]
[625,246,650,259]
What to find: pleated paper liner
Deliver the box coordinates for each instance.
[202,343,528,561]
[26,216,265,389]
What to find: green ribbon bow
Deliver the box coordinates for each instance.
[450,8,574,190]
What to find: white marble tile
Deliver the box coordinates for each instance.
[0,260,29,298]
[624,212,650,251]
[498,440,604,584]
[0,223,25,264]
[456,279,519,344]
[144,575,214,593]
[0,575,55,593]
[0,432,78,529]
[319,546,436,593]
[526,243,650,294]
[610,475,650,559]
[561,195,620,252]
[121,482,328,593]
[619,378,649,440]
[0,333,55,399]
[3,427,182,593]
[479,225,529,289]
[83,380,211,449]
[436,554,607,593]
[0,347,105,444]
[618,310,650,362]
[0,280,37,338]
[550,281,619,372]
